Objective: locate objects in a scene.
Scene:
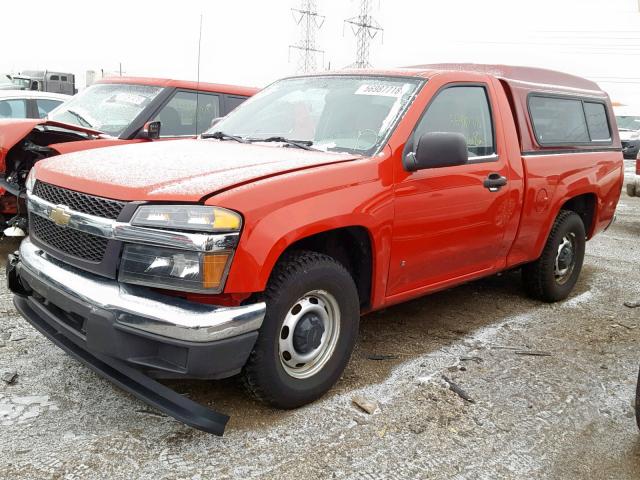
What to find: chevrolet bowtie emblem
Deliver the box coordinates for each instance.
[49,205,71,226]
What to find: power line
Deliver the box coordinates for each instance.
[289,0,325,73]
[344,0,383,69]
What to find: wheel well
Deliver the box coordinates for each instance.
[281,227,373,310]
[561,193,596,236]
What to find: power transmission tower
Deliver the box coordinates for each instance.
[289,1,325,73]
[344,0,383,68]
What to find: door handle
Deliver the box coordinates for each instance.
[483,173,507,192]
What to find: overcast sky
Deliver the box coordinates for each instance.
[3,0,640,106]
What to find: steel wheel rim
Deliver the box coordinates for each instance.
[554,233,576,285]
[278,290,341,379]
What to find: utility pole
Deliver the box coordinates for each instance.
[289,0,325,73]
[344,0,383,68]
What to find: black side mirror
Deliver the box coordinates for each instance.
[404,132,468,172]
[138,121,161,140]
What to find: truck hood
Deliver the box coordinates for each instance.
[0,118,106,173]
[618,129,639,141]
[35,139,362,202]
[0,118,104,148]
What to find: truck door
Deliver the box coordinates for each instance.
[387,81,512,298]
[60,75,71,95]
[46,74,61,93]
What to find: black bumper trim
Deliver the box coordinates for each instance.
[14,295,230,435]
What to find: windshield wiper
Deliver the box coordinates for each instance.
[64,109,94,129]
[246,136,317,151]
[201,131,247,143]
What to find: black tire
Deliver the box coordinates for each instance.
[627,182,637,197]
[522,210,586,302]
[242,250,360,408]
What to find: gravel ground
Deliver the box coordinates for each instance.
[1,163,639,479]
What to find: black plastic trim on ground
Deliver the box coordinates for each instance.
[13,295,229,435]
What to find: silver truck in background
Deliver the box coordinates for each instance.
[10,70,77,95]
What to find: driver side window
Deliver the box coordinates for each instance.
[154,91,221,137]
[414,85,495,158]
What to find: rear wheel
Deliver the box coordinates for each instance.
[242,250,360,408]
[522,210,586,302]
[627,182,637,197]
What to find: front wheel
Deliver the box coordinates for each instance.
[522,210,586,302]
[242,250,360,408]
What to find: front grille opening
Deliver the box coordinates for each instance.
[33,181,126,220]
[31,215,108,263]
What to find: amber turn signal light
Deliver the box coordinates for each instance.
[203,253,230,289]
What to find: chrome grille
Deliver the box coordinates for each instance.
[33,181,126,220]
[31,215,108,263]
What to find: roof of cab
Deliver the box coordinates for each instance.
[96,76,259,97]
[327,63,605,96]
[411,63,604,95]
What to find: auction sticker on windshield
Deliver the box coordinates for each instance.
[111,92,148,106]
[355,83,405,97]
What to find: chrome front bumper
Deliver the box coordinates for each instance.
[17,237,265,343]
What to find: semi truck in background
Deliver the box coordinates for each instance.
[10,71,77,95]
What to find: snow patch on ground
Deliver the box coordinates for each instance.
[563,290,594,308]
[0,394,57,426]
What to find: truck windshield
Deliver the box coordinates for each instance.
[48,83,162,137]
[616,116,640,131]
[208,75,423,155]
[11,78,30,89]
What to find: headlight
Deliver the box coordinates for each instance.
[118,244,231,293]
[25,169,36,193]
[131,205,241,232]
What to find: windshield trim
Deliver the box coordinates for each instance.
[208,74,427,157]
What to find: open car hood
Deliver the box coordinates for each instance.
[0,119,106,174]
[35,139,362,202]
[0,118,104,149]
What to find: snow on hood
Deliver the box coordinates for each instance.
[35,139,361,202]
[619,130,639,141]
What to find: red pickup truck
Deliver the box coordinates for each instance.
[0,76,257,233]
[7,64,623,434]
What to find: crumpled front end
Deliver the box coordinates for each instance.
[0,119,104,224]
[6,179,267,434]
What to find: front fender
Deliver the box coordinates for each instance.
[216,158,394,307]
